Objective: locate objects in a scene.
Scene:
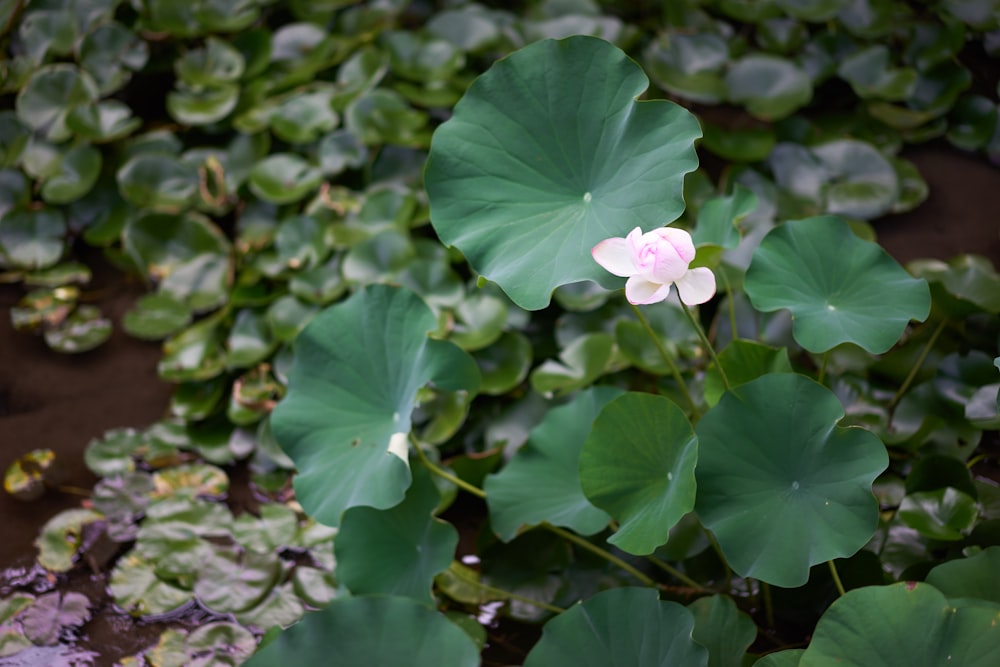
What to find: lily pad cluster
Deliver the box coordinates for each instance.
[1,0,999,665]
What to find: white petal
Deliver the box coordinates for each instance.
[626,276,672,304]
[675,267,717,306]
[591,236,636,277]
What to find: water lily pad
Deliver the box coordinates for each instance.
[485,387,619,541]
[117,153,199,211]
[270,86,339,144]
[523,587,708,667]
[692,185,757,251]
[15,64,99,141]
[194,546,282,614]
[744,216,930,354]
[579,392,698,555]
[530,333,616,398]
[167,83,240,126]
[695,374,888,587]
[110,553,195,617]
[19,591,91,646]
[245,596,479,667]
[271,285,479,527]
[44,304,112,353]
[644,32,729,104]
[152,463,229,499]
[3,449,59,502]
[425,36,701,310]
[726,55,812,120]
[248,153,324,204]
[123,293,193,341]
[78,21,149,94]
[40,143,102,204]
[336,465,457,605]
[0,207,65,270]
[800,582,1000,666]
[36,508,103,572]
[838,45,917,100]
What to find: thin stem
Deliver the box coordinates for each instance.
[630,304,700,418]
[413,442,486,499]
[681,301,729,391]
[828,560,846,597]
[645,555,706,590]
[479,580,565,614]
[966,454,987,469]
[761,581,775,629]
[888,318,948,419]
[720,269,739,342]
[817,350,830,385]
[704,528,732,590]
[543,523,656,587]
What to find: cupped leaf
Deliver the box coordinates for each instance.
[271,285,480,527]
[800,582,1000,666]
[523,587,709,667]
[425,36,701,310]
[695,374,888,587]
[579,392,698,556]
[245,596,480,667]
[744,216,930,354]
[336,465,457,605]
[485,387,619,541]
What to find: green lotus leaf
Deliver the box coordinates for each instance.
[425,36,701,310]
[384,30,465,83]
[123,293,193,341]
[36,508,103,572]
[689,594,757,667]
[704,340,793,407]
[756,650,805,667]
[838,45,917,101]
[341,229,414,284]
[643,32,730,104]
[194,546,282,614]
[39,143,101,205]
[270,86,339,144]
[248,153,324,204]
[23,261,91,288]
[523,587,709,667]
[110,553,195,617]
[336,465,457,605]
[897,487,979,541]
[66,101,142,143]
[726,55,812,120]
[926,546,1000,604]
[234,582,304,631]
[813,139,900,219]
[744,216,931,354]
[245,596,479,667]
[448,292,508,351]
[485,387,619,541]
[910,254,1000,315]
[15,64,99,142]
[44,304,112,353]
[580,392,698,555]
[167,83,240,126]
[692,185,757,251]
[271,285,480,527]
[0,207,65,270]
[265,295,318,343]
[800,582,1000,666]
[274,214,328,271]
[473,331,533,395]
[530,332,617,398]
[183,622,258,665]
[117,153,199,211]
[776,0,848,20]
[78,20,149,94]
[890,155,929,213]
[695,374,888,587]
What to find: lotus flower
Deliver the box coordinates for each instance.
[592,226,716,305]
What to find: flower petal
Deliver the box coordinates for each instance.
[641,228,694,284]
[675,267,717,305]
[625,276,672,305]
[592,236,636,277]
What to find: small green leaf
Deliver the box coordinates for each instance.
[117,153,199,211]
[898,487,979,541]
[689,594,757,667]
[44,304,111,353]
[110,553,195,617]
[926,546,1000,604]
[248,154,323,204]
[123,293,193,341]
[194,547,282,614]
[0,207,65,270]
[40,144,102,204]
[704,340,793,407]
[726,55,812,120]
[15,65,99,141]
[36,508,103,572]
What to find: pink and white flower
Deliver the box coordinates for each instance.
[591,226,716,305]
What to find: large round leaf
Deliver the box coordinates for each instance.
[799,582,1000,666]
[484,386,619,541]
[425,36,701,311]
[522,587,708,667]
[336,465,458,606]
[579,392,698,556]
[245,596,480,667]
[270,285,480,527]
[744,216,930,354]
[695,374,888,587]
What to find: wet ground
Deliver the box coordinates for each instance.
[0,143,998,666]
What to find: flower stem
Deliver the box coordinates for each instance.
[719,269,739,342]
[645,555,706,590]
[543,522,656,587]
[630,304,700,418]
[413,441,486,500]
[888,318,948,420]
[761,581,775,628]
[681,301,729,391]
[828,559,846,597]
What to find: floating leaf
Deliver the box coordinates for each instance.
[271,285,479,526]
[530,333,617,398]
[110,553,195,617]
[0,207,65,270]
[44,304,112,353]
[336,465,457,605]
[36,509,103,572]
[248,153,324,204]
[15,65,98,141]
[579,392,698,555]
[4,449,58,502]
[40,144,102,204]
[644,32,729,104]
[695,374,888,587]
[726,55,812,120]
[692,185,757,251]
[245,596,479,667]
[523,587,708,667]
[194,547,282,614]
[117,153,198,211]
[838,45,917,100]
[800,582,1000,666]
[485,387,618,541]
[425,36,701,310]
[123,293,193,341]
[270,87,339,144]
[744,216,930,354]
[152,463,229,499]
